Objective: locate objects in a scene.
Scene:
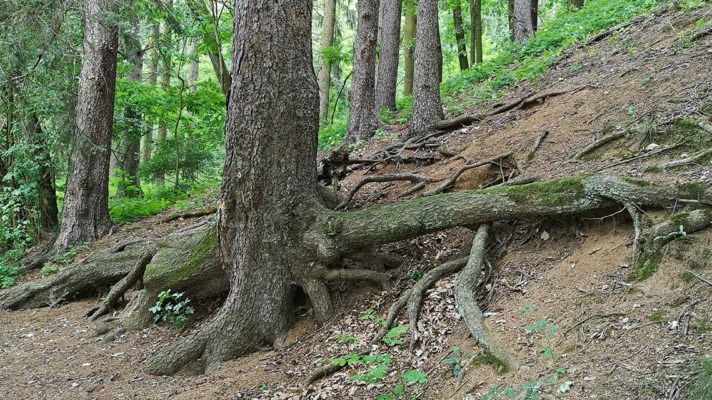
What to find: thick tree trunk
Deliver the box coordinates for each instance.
[411,0,444,136]
[318,0,337,124]
[402,3,416,96]
[142,0,324,375]
[117,17,143,197]
[346,0,380,143]
[375,0,402,112]
[141,24,159,165]
[53,0,118,252]
[453,3,469,71]
[31,115,58,236]
[513,0,535,43]
[469,0,483,64]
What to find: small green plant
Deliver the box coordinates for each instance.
[0,261,21,288]
[336,333,360,346]
[360,309,386,327]
[443,346,473,376]
[41,264,58,276]
[383,324,408,346]
[377,369,428,400]
[148,289,195,329]
[690,356,712,400]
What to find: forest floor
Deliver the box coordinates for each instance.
[1,4,711,400]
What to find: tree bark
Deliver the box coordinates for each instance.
[157,0,173,150]
[508,0,515,41]
[318,0,337,124]
[531,0,539,33]
[402,2,416,96]
[141,23,160,165]
[142,0,324,375]
[117,16,143,197]
[53,0,118,252]
[469,0,483,64]
[452,2,469,71]
[31,115,58,237]
[513,0,535,43]
[375,0,402,112]
[346,0,380,143]
[188,37,199,86]
[569,0,585,10]
[411,0,444,136]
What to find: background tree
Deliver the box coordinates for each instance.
[375,0,402,112]
[53,0,119,252]
[411,0,444,135]
[512,0,536,43]
[452,0,469,71]
[141,23,160,165]
[469,0,483,64]
[318,0,337,123]
[346,0,380,143]
[402,0,416,96]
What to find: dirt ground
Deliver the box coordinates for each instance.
[1,4,711,400]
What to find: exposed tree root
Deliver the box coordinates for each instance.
[376,257,469,341]
[624,202,643,260]
[455,225,518,370]
[336,174,433,209]
[527,130,549,161]
[572,131,626,160]
[422,152,514,196]
[161,207,217,223]
[661,149,712,170]
[87,247,157,321]
[596,145,680,171]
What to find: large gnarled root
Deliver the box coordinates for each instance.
[455,225,518,370]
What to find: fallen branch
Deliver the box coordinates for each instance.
[572,131,626,160]
[688,271,712,287]
[161,206,217,223]
[455,225,518,370]
[660,149,712,170]
[422,152,513,196]
[307,348,369,385]
[336,174,432,209]
[564,313,626,336]
[528,130,549,161]
[596,145,679,171]
[87,247,157,321]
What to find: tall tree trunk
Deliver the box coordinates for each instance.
[508,0,515,41]
[469,0,482,64]
[53,0,118,252]
[186,0,231,98]
[141,24,160,165]
[143,0,322,375]
[452,2,468,71]
[117,17,143,197]
[402,1,416,96]
[188,37,199,86]
[375,0,402,112]
[531,0,539,33]
[31,115,58,237]
[411,0,443,136]
[512,0,535,43]
[318,0,337,124]
[157,0,173,153]
[346,0,380,143]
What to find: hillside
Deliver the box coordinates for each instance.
[1,3,711,400]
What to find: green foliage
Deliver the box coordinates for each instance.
[443,345,473,377]
[383,324,409,347]
[148,289,195,329]
[360,308,386,327]
[0,260,21,289]
[336,334,360,346]
[688,356,712,400]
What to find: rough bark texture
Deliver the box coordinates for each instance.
[469,0,483,64]
[31,115,58,236]
[411,0,444,136]
[117,18,143,197]
[513,0,535,43]
[346,0,380,143]
[532,0,539,32]
[141,23,160,165]
[142,0,323,375]
[453,3,469,71]
[375,0,402,112]
[402,3,416,96]
[53,0,118,252]
[156,0,173,150]
[188,37,199,86]
[318,0,337,123]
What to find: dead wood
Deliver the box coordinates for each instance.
[422,152,514,196]
[161,206,218,223]
[336,174,432,209]
[660,149,712,170]
[572,131,626,160]
[528,130,549,160]
[597,145,680,171]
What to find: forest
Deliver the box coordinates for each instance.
[0,0,711,398]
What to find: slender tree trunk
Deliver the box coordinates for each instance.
[375,0,402,112]
[512,0,535,43]
[31,115,58,237]
[318,0,337,124]
[53,0,118,252]
[346,0,380,143]
[452,3,468,71]
[569,0,584,10]
[531,0,539,33]
[141,23,159,165]
[411,0,443,136]
[402,0,416,96]
[188,37,199,86]
[469,0,482,64]
[508,0,515,41]
[157,0,173,152]
[143,0,323,375]
[117,17,143,197]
